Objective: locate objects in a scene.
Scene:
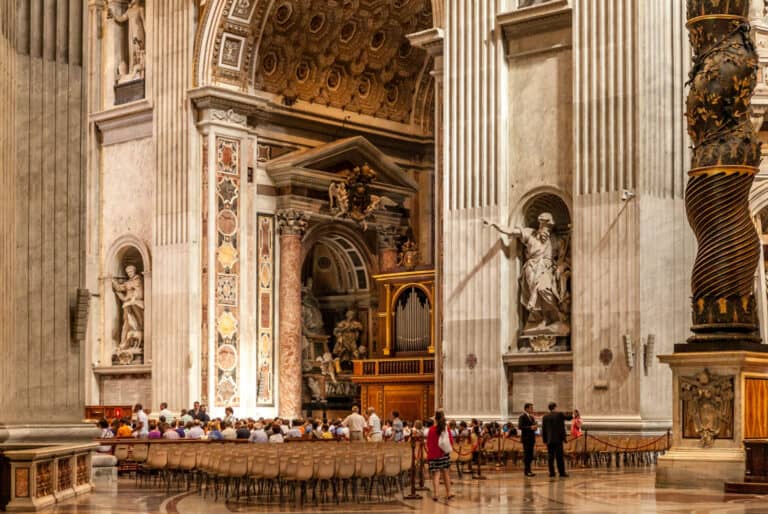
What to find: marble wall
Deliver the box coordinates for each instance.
[439,0,694,428]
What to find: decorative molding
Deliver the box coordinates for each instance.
[210,108,248,126]
[91,98,153,146]
[91,364,152,376]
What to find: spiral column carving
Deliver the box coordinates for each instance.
[683,0,763,349]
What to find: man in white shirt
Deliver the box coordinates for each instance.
[342,406,367,442]
[366,407,382,442]
[132,404,149,438]
[158,402,175,425]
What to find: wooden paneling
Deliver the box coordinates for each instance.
[360,383,434,422]
[745,378,768,439]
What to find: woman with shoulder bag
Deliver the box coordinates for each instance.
[426,410,455,501]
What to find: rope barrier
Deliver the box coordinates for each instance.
[450,433,668,454]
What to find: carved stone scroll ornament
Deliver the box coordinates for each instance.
[684,0,763,346]
[680,369,734,447]
[276,209,309,237]
[211,109,248,126]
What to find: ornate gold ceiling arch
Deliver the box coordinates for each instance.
[194,0,442,134]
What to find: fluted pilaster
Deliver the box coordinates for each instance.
[441,0,507,419]
[149,0,197,410]
[572,0,693,427]
[0,0,90,429]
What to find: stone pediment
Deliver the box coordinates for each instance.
[266,136,418,203]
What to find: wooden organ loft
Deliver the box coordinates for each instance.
[352,269,435,423]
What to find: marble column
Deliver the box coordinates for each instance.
[277,209,309,419]
[376,225,399,272]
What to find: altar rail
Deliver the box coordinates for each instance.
[0,442,98,511]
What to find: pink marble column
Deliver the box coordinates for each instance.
[377,225,399,272]
[276,209,309,419]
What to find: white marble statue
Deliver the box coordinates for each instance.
[108,0,146,82]
[317,351,338,384]
[112,265,145,354]
[484,212,570,335]
[301,278,325,336]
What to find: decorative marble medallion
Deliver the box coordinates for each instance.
[216,344,238,372]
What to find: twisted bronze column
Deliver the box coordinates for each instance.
[680,0,764,351]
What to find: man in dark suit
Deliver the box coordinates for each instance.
[518,403,538,477]
[542,401,573,477]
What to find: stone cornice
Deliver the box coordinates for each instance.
[497,1,572,49]
[90,98,153,146]
[407,27,444,57]
[189,86,434,146]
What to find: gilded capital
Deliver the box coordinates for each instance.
[276,209,309,237]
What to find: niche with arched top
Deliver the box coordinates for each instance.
[103,235,152,366]
[516,192,571,352]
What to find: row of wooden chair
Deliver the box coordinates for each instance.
[124,442,414,505]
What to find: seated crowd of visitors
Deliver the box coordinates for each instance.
[96,401,584,445]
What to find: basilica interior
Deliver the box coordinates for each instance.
[5,0,768,512]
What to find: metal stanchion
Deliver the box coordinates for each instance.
[472,440,486,480]
[403,437,421,500]
[415,437,429,491]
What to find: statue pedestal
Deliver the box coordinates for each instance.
[114,78,145,105]
[655,351,768,489]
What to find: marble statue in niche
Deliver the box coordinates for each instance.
[112,264,144,364]
[108,0,146,83]
[301,278,325,336]
[484,212,571,339]
[332,310,364,367]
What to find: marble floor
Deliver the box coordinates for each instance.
[52,468,768,514]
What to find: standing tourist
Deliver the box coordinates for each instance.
[518,403,538,477]
[426,410,454,501]
[542,402,572,478]
[392,411,404,442]
[223,407,236,426]
[132,404,149,439]
[158,402,175,425]
[342,406,367,441]
[570,409,583,438]
[367,407,382,442]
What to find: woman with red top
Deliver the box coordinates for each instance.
[426,410,454,501]
[570,408,583,438]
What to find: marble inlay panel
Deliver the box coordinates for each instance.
[256,215,275,405]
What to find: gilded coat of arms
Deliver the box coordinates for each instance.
[328,163,396,230]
